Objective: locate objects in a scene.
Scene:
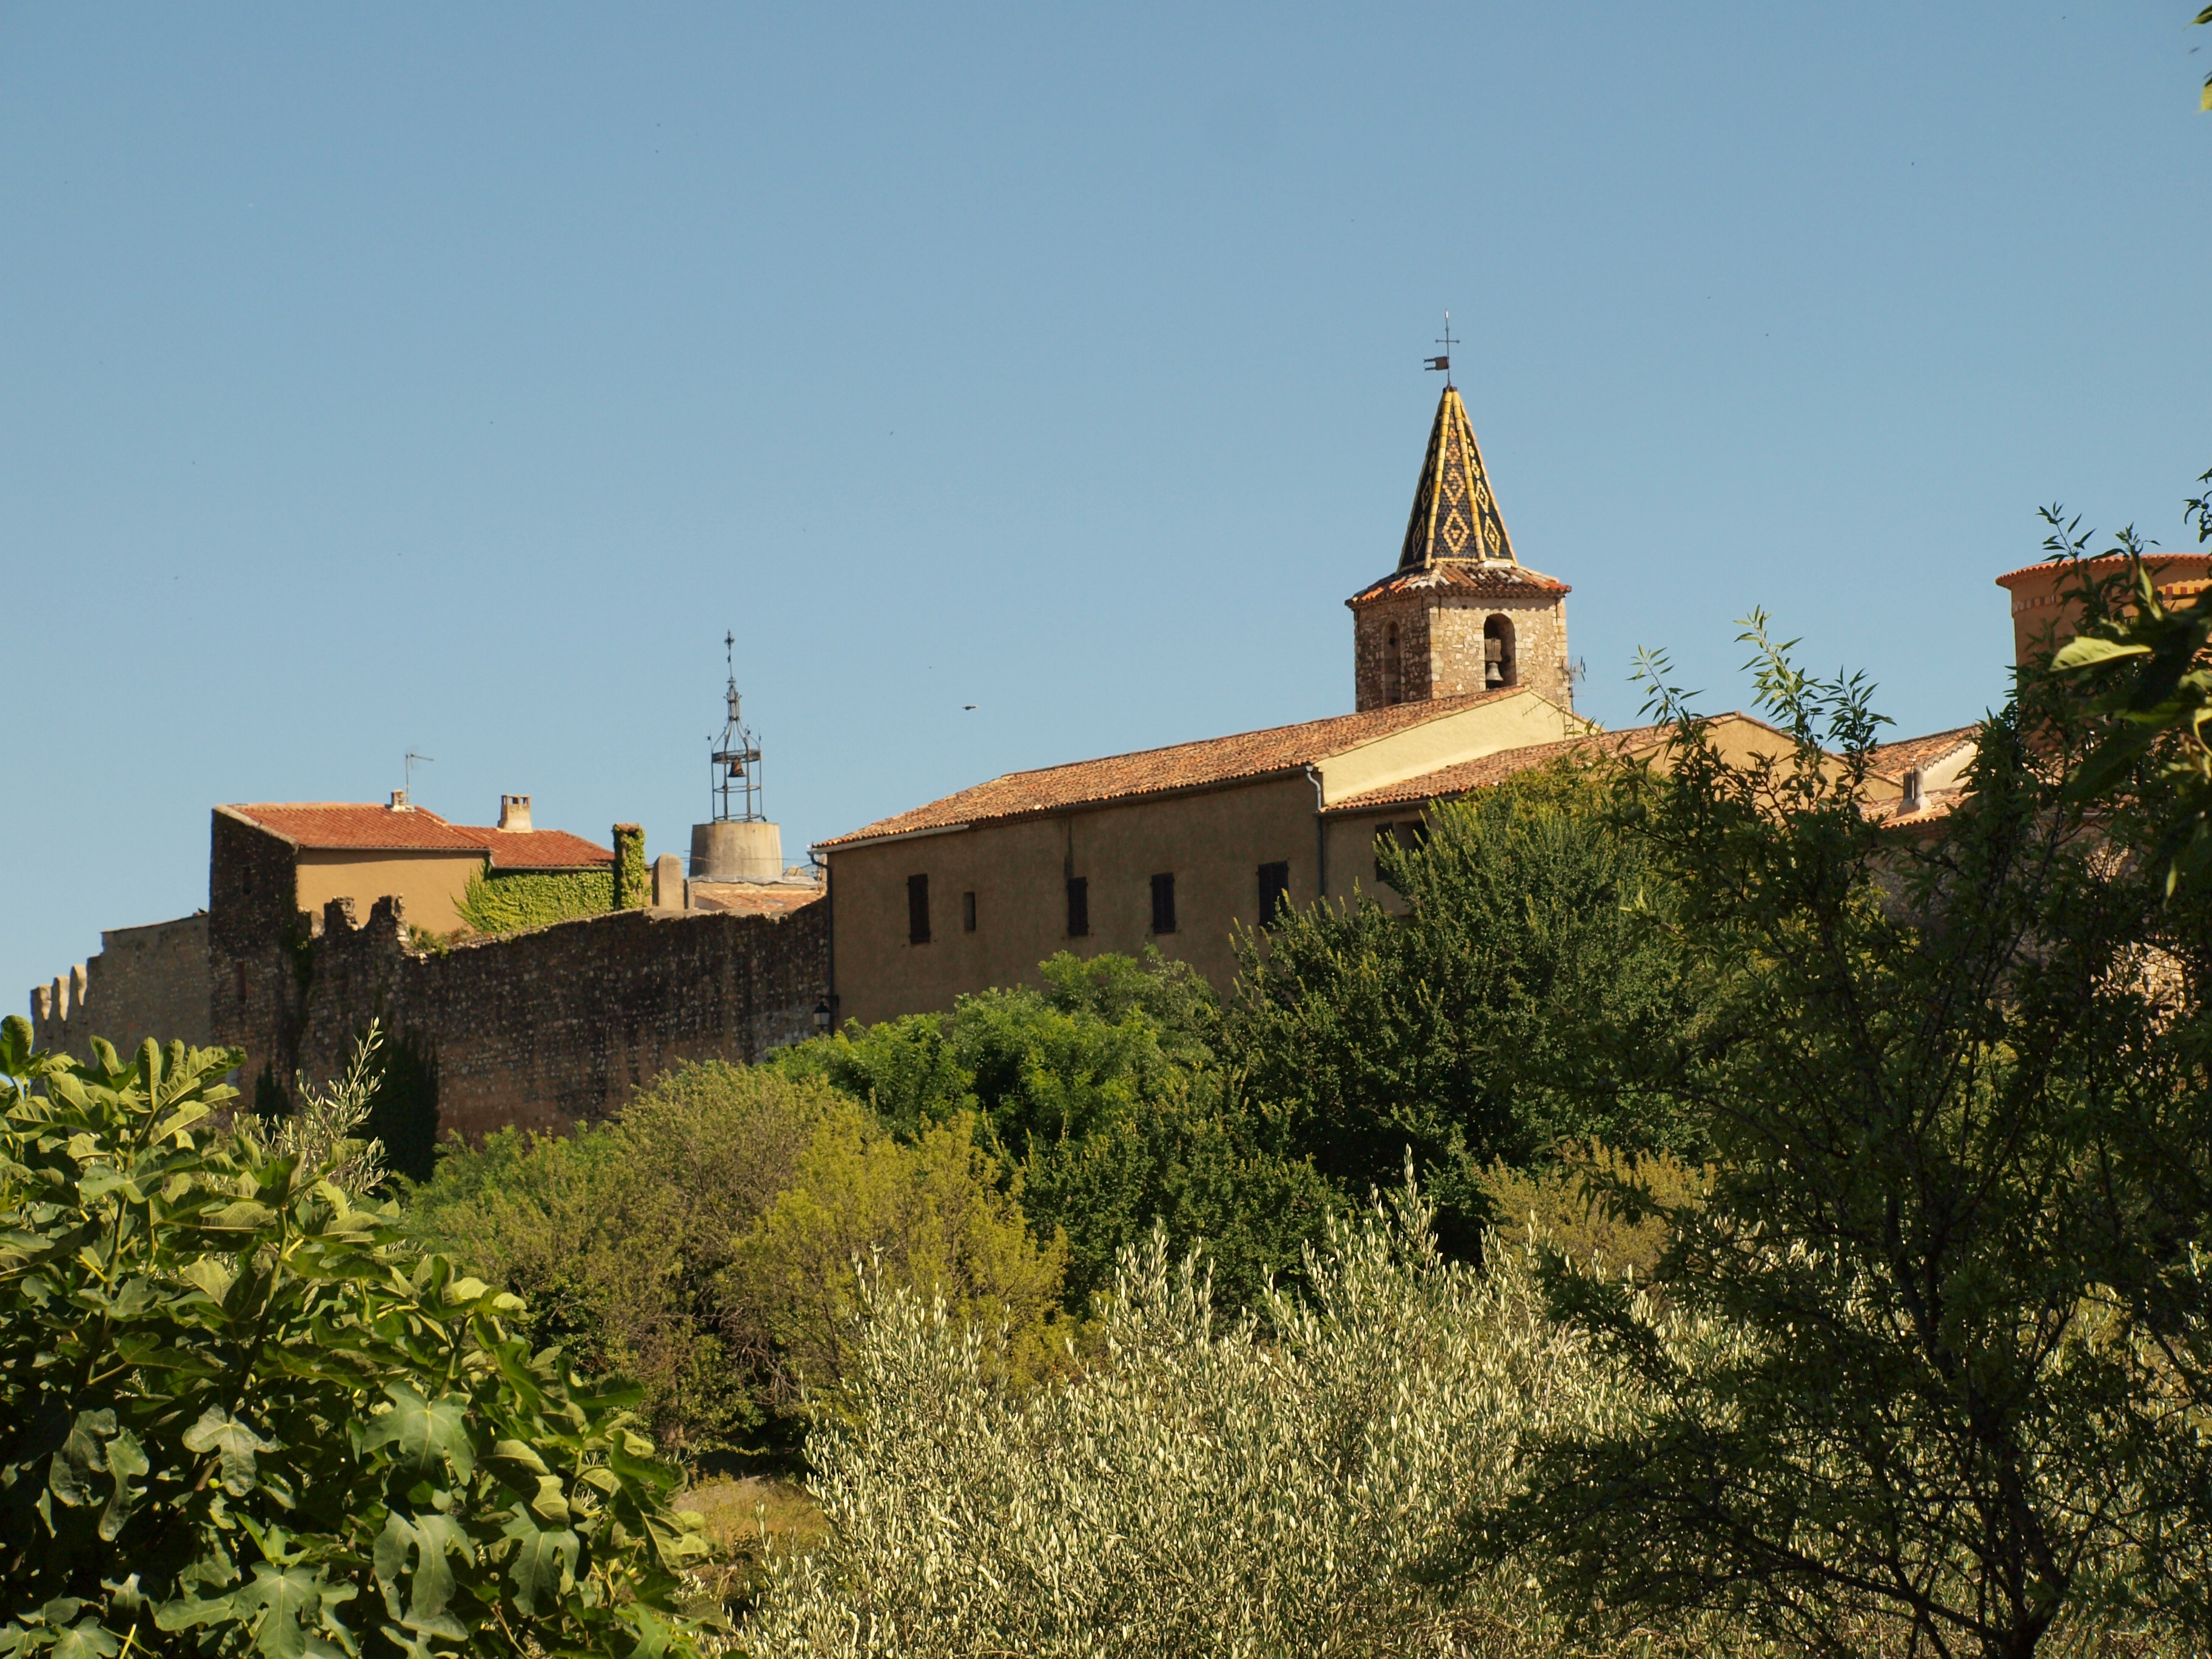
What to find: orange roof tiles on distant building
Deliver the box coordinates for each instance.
[1323,723,1672,813]
[1865,725,1979,779]
[221,803,611,869]
[818,691,1525,848]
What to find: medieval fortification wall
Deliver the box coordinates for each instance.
[31,876,828,1147]
[283,894,828,1141]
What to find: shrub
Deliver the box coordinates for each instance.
[745,1181,1675,1658]
[403,1061,833,1463]
[1222,763,1696,1258]
[771,949,1329,1310]
[717,1104,1071,1406]
[0,1020,710,1659]
[406,1065,1071,1465]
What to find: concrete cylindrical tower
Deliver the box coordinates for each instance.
[691,819,783,882]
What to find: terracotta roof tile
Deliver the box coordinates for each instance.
[686,882,826,918]
[224,803,610,867]
[1867,787,1967,828]
[1346,560,1569,609]
[1324,725,1672,814]
[454,827,615,870]
[225,803,486,853]
[819,691,1521,848]
[1865,726,1979,780]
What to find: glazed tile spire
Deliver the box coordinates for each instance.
[1398,384,1517,569]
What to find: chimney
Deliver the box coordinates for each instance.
[389,789,411,810]
[1902,768,1924,815]
[498,794,533,832]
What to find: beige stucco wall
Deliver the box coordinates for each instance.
[828,774,1329,1025]
[825,694,1586,1025]
[294,850,486,935]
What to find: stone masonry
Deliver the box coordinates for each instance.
[31,913,212,1063]
[236,892,829,1141]
[1352,572,1574,713]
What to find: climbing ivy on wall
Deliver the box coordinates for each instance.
[455,865,617,935]
[614,823,649,908]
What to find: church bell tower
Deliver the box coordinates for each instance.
[1347,380,1573,712]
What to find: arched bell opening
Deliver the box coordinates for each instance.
[1483,614,1517,689]
[1382,621,1404,706]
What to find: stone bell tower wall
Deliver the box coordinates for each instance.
[1355,588,1572,713]
[1427,594,1573,711]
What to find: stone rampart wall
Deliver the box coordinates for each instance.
[30,913,211,1064]
[287,893,829,1141]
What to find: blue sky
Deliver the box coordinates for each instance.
[4,4,2208,1005]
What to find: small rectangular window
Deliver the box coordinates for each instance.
[1258,860,1291,928]
[963,890,977,933]
[1372,822,1395,884]
[1066,876,1090,938]
[1150,872,1177,935]
[907,874,931,944]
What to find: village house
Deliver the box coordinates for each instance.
[36,377,2208,1128]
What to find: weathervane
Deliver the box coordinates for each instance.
[1424,312,1457,386]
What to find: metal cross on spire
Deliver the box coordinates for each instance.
[1423,312,1458,386]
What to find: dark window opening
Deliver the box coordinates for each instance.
[1373,823,1395,884]
[1066,877,1090,937]
[1382,621,1403,706]
[1258,861,1291,928]
[1483,614,1517,689]
[1150,873,1177,935]
[907,874,931,944]
[963,891,977,933]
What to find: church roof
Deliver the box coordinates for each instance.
[1398,383,1517,569]
[1323,725,1672,813]
[817,691,1521,848]
[1345,558,1569,609]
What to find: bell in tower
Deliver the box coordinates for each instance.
[1346,364,1573,714]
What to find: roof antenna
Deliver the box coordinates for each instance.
[709,631,764,824]
[1424,312,1457,387]
[401,749,434,808]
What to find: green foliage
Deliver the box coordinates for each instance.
[749,1182,1735,1658]
[264,1024,392,1198]
[2042,480,2212,890]
[404,1064,1069,1466]
[1222,763,1695,1258]
[452,868,615,937]
[0,1019,711,1659]
[404,1062,831,1464]
[1484,617,2210,1657]
[2198,5,2211,110]
[770,948,1333,1310]
[1477,1141,1707,1282]
[718,1104,1071,1403]
[612,827,649,910]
